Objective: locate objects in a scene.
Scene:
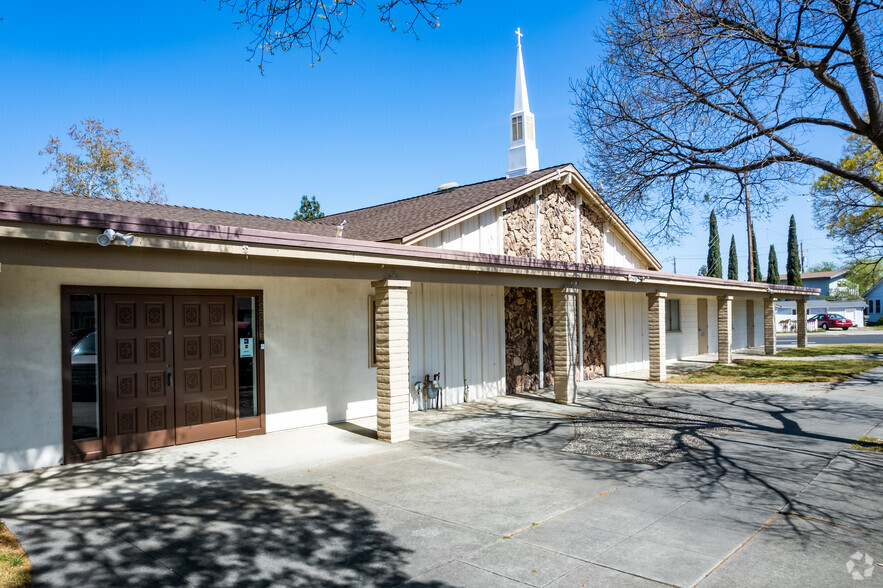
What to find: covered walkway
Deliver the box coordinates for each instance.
[3,368,882,586]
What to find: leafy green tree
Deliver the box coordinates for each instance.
[293,195,325,220]
[786,215,802,286]
[767,245,780,284]
[728,235,738,280]
[845,259,883,295]
[39,118,165,203]
[706,211,722,278]
[750,228,762,282]
[807,261,839,272]
[813,134,883,264]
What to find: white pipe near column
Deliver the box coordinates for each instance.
[537,287,544,388]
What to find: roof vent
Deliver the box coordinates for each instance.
[437,182,459,191]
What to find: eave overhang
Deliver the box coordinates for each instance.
[0,201,818,299]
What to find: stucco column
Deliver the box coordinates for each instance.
[797,298,807,348]
[763,298,777,355]
[552,287,579,404]
[717,296,733,364]
[372,280,411,443]
[647,292,667,382]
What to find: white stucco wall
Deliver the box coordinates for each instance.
[0,264,376,475]
[665,296,699,360]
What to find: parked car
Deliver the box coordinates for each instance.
[809,313,853,331]
[71,331,98,401]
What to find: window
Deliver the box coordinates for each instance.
[237,296,259,418]
[665,299,681,332]
[70,294,100,440]
[877,299,881,313]
[368,296,378,367]
[525,114,535,141]
[511,115,523,141]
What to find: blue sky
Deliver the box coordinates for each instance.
[0,2,843,274]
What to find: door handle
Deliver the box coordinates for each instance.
[167,364,174,388]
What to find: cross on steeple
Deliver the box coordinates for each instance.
[507,27,538,177]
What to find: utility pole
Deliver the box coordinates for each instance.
[800,242,805,271]
[743,167,755,282]
[673,257,677,273]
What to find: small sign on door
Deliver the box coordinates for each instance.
[239,337,254,358]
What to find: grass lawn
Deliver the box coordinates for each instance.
[668,359,883,384]
[0,522,30,587]
[776,344,883,357]
[852,436,883,452]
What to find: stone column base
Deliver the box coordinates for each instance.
[372,280,411,443]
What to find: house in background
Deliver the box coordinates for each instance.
[779,270,857,299]
[775,299,866,331]
[864,279,883,323]
[0,35,818,476]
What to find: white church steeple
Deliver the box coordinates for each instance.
[507,28,539,178]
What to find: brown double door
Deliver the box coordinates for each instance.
[103,294,236,455]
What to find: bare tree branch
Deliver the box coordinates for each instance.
[216,0,461,71]
[574,0,883,242]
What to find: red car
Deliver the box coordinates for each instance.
[810,313,853,331]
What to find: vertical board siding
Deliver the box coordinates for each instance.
[408,283,426,410]
[460,216,480,252]
[732,299,748,350]
[604,229,642,269]
[414,206,502,255]
[443,283,465,405]
[479,208,502,255]
[606,291,649,376]
[408,283,505,411]
[707,297,719,351]
[753,300,765,347]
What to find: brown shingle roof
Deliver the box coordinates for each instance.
[317,164,572,242]
[778,270,846,281]
[0,185,337,238]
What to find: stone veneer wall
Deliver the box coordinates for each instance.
[502,184,609,392]
[504,287,540,393]
[502,193,536,257]
[582,290,606,379]
[580,201,605,265]
[539,187,577,262]
[542,288,554,387]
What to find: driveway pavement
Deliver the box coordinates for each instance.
[1,369,882,587]
[778,329,883,346]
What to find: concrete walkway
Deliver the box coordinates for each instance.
[1,370,882,587]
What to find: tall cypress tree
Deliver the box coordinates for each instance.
[751,228,762,282]
[728,235,739,280]
[786,215,802,286]
[767,245,780,284]
[707,211,722,278]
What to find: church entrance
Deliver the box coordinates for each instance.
[64,287,265,463]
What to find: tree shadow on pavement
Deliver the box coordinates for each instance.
[0,452,452,587]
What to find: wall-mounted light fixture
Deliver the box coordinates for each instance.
[335,220,347,238]
[97,228,135,247]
